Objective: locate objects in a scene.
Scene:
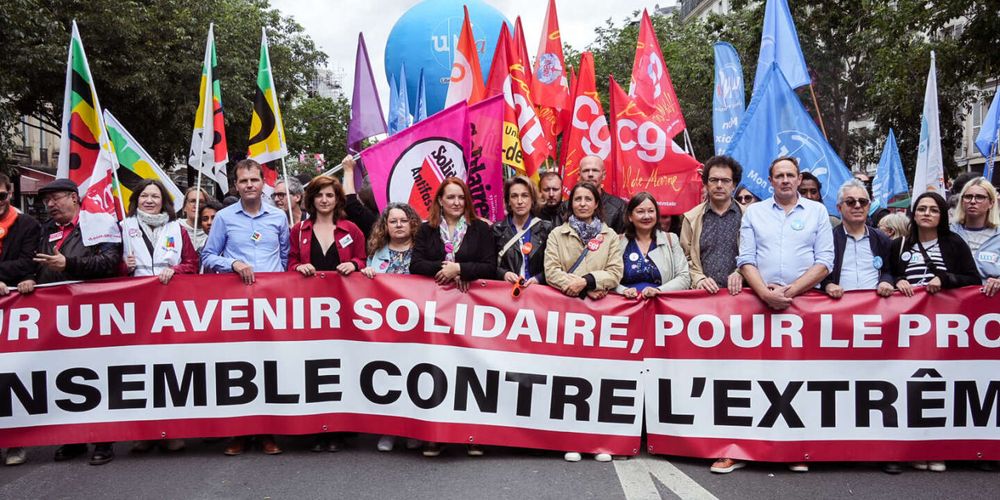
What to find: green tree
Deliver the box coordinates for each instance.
[283,95,351,177]
[0,0,325,174]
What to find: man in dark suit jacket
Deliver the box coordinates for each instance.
[17,178,122,466]
[821,179,894,298]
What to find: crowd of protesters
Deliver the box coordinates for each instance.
[0,153,997,473]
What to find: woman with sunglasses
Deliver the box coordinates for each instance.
[733,186,759,207]
[494,176,552,293]
[950,177,1000,297]
[616,192,689,299]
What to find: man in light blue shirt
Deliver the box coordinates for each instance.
[821,179,895,298]
[202,159,290,283]
[737,156,834,310]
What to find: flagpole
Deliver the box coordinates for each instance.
[279,157,293,224]
[192,23,216,272]
[808,82,829,140]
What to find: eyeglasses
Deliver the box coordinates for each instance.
[841,197,870,208]
[707,177,733,185]
[735,195,755,203]
[962,193,990,203]
[511,277,527,298]
[43,192,73,205]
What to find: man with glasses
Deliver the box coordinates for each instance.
[0,174,40,467]
[680,155,745,298]
[821,179,894,299]
[17,178,122,465]
[272,176,304,226]
[736,157,833,473]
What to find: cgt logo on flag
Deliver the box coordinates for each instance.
[387,138,466,218]
[535,53,563,85]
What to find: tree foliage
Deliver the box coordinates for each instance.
[568,1,997,178]
[0,0,326,171]
[283,95,351,176]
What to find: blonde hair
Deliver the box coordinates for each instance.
[954,177,999,228]
[877,213,909,240]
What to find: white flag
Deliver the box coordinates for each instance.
[912,51,945,202]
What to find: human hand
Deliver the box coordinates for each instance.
[696,277,719,294]
[361,267,376,279]
[34,248,67,272]
[158,268,175,285]
[621,287,639,299]
[825,283,844,299]
[232,261,255,284]
[896,280,913,297]
[727,273,743,295]
[926,276,942,294]
[586,289,608,300]
[564,275,587,296]
[336,262,355,275]
[984,277,1000,297]
[877,281,895,297]
[126,254,137,274]
[17,280,36,294]
[504,271,520,284]
[641,287,660,299]
[761,285,793,310]
[296,263,316,277]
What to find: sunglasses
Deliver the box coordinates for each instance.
[0,192,8,201]
[735,195,755,203]
[841,197,870,208]
[511,277,527,298]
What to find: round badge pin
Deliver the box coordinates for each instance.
[629,252,640,262]
[521,242,533,255]
[791,219,805,231]
[900,251,912,262]
[872,256,883,270]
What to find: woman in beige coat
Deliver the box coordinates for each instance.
[544,182,623,464]
[544,182,624,301]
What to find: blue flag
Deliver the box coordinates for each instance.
[387,69,412,136]
[870,129,909,215]
[727,64,852,215]
[753,0,810,95]
[713,42,745,155]
[415,68,428,123]
[975,88,999,181]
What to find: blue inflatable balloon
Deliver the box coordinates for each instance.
[385,0,511,115]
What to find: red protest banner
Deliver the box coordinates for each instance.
[645,287,1000,462]
[0,273,646,455]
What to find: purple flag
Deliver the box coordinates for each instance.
[348,33,387,152]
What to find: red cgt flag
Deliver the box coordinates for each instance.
[560,52,610,198]
[629,9,686,140]
[531,0,570,140]
[609,76,701,215]
[504,23,553,179]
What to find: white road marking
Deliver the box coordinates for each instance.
[615,457,719,500]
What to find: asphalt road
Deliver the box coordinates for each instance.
[1,437,997,499]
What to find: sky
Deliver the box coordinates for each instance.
[270,0,678,110]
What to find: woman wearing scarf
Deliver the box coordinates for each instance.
[410,177,496,457]
[493,176,552,287]
[178,186,210,250]
[543,182,623,463]
[121,179,199,453]
[544,182,623,301]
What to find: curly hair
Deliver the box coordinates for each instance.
[367,203,421,255]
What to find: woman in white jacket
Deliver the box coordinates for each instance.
[616,192,690,299]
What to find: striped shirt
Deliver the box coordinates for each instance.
[903,239,947,285]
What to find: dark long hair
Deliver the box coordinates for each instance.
[128,179,176,219]
[623,192,659,239]
[568,182,603,222]
[904,191,950,249]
